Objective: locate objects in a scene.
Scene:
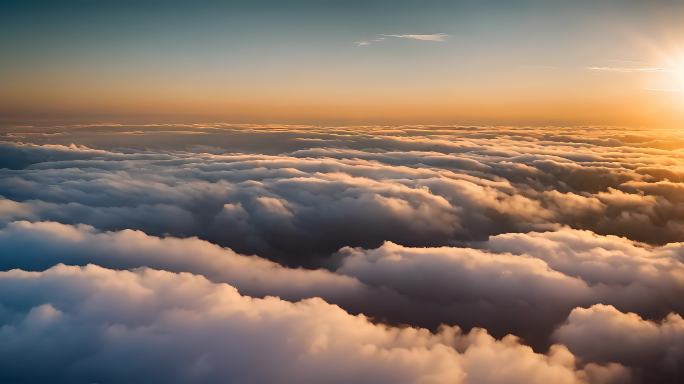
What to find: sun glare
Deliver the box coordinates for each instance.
[665,52,684,92]
[676,61,684,91]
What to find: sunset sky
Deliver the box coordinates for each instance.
[2,0,684,126]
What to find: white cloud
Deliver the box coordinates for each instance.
[4,218,684,359]
[354,34,446,46]
[587,66,668,73]
[554,304,684,382]
[354,37,385,47]
[0,264,624,383]
[382,33,449,42]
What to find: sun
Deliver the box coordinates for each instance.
[647,43,684,92]
[665,53,684,91]
[676,61,684,90]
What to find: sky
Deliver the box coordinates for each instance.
[2,0,684,126]
[4,3,684,382]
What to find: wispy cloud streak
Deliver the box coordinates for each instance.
[354,33,448,46]
[354,37,385,46]
[381,33,449,41]
[587,66,668,73]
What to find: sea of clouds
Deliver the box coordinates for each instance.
[1,124,683,383]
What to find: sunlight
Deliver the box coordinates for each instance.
[663,50,684,92]
[676,60,684,91]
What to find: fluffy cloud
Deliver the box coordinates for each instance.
[4,127,684,265]
[0,220,596,344]
[335,228,684,346]
[3,125,684,256]
[0,264,623,384]
[336,240,592,345]
[0,220,365,302]
[484,229,684,318]
[2,220,683,354]
[554,304,684,383]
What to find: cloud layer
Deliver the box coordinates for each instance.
[4,125,684,264]
[1,123,684,382]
